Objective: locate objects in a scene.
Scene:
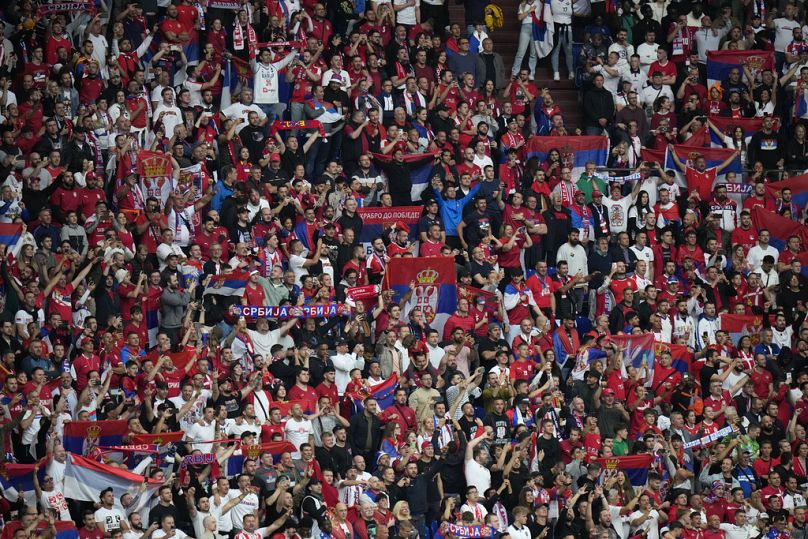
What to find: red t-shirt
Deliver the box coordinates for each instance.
[685,166,718,201]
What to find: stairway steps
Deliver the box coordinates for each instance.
[445,0,585,132]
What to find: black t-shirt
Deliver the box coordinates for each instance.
[457,415,481,441]
[215,392,243,418]
[478,337,509,371]
[484,412,510,445]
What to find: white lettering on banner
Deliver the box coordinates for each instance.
[230,304,350,319]
[721,183,752,195]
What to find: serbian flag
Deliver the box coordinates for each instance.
[348,373,400,414]
[293,219,319,253]
[458,285,499,316]
[63,453,161,508]
[526,136,610,176]
[764,174,808,212]
[144,297,160,349]
[63,420,129,455]
[386,256,457,337]
[130,431,186,445]
[749,206,808,250]
[665,144,742,175]
[145,349,196,372]
[531,0,554,59]
[0,223,22,259]
[654,341,692,374]
[0,459,46,506]
[226,441,297,477]
[356,206,421,249]
[706,50,774,87]
[719,314,764,346]
[706,115,766,147]
[372,152,439,202]
[640,148,665,166]
[595,454,654,486]
[2,520,80,539]
[267,398,317,418]
[608,334,655,375]
[204,271,250,296]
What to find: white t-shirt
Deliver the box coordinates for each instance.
[40,488,70,520]
[168,205,196,247]
[153,104,183,137]
[602,195,633,233]
[464,459,491,493]
[746,244,779,271]
[284,417,314,458]
[720,524,758,539]
[183,79,204,107]
[774,18,800,52]
[550,0,572,24]
[629,510,660,539]
[229,489,260,529]
[186,420,217,453]
[289,254,309,286]
[153,529,189,539]
[394,0,420,25]
[222,103,267,133]
[47,459,66,488]
[518,1,538,26]
[95,507,126,533]
[507,524,530,539]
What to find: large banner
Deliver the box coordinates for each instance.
[356,205,421,254]
[137,151,174,205]
[707,50,775,87]
[526,136,609,176]
[387,256,457,335]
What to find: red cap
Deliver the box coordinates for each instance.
[270,153,281,162]
[603,388,615,396]
[421,441,432,450]
[592,190,603,197]
[394,221,411,233]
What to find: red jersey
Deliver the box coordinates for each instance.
[685,166,718,201]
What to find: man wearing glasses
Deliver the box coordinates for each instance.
[32,461,71,521]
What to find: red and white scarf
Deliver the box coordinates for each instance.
[233,23,257,58]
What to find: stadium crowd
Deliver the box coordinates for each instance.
[0,1,806,539]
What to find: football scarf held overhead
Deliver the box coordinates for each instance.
[270,120,326,138]
[444,524,495,538]
[36,1,96,15]
[230,303,351,319]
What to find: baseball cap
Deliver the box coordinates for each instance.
[603,388,615,396]
[592,190,603,197]
[270,153,281,162]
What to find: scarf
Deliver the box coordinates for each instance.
[556,325,580,357]
[179,452,220,484]
[271,120,326,138]
[233,23,257,58]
